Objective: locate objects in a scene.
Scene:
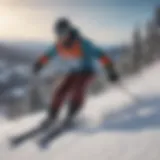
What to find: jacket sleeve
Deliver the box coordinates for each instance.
[83,39,119,82]
[84,40,113,67]
[33,45,57,73]
[37,45,57,66]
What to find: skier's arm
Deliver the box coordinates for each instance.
[33,46,56,74]
[88,41,119,82]
[98,50,119,82]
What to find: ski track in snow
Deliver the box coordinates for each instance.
[1,61,160,160]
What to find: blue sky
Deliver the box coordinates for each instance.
[0,0,159,45]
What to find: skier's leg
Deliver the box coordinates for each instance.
[42,74,76,127]
[51,74,75,110]
[67,72,94,121]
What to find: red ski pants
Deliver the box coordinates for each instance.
[51,72,94,109]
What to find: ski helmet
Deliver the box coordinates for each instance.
[54,17,72,38]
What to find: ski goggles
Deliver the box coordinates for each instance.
[55,27,71,39]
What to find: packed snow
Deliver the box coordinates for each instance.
[0,61,160,160]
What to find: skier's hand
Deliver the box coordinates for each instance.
[105,64,119,83]
[33,62,42,74]
[108,71,119,82]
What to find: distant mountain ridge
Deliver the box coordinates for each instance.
[0,40,121,63]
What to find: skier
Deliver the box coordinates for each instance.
[33,17,119,127]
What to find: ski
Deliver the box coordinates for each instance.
[9,119,53,148]
[38,119,74,149]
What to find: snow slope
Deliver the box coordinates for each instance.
[1,61,160,160]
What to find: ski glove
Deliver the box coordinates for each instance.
[33,61,43,74]
[33,54,50,74]
[105,64,119,82]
